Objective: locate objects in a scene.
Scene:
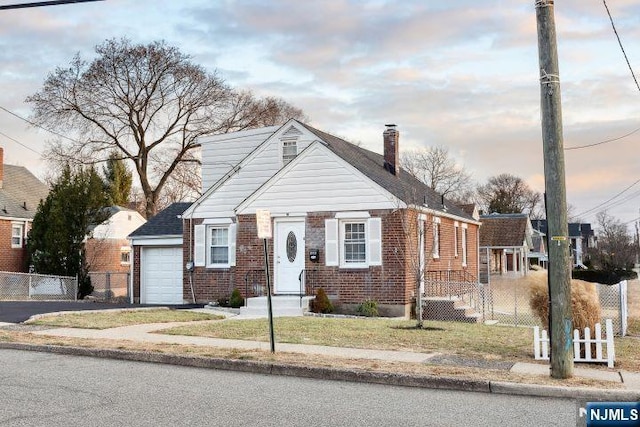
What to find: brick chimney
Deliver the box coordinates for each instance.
[383,124,399,176]
[0,147,4,189]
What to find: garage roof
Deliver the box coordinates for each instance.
[128,202,192,238]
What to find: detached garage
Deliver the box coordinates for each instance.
[128,202,192,305]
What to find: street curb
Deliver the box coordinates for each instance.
[0,341,638,400]
[490,381,640,401]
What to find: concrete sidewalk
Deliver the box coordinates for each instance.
[25,308,640,393]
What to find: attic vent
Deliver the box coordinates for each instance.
[281,126,302,166]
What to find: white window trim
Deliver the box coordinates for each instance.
[335,211,371,219]
[454,221,459,258]
[11,223,23,248]
[432,217,441,259]
[207,225,231,269]
[120,246,131,266]
[340,220,368,268]
[462,223,468,267]
[281,137,298,167]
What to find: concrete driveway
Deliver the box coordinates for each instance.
[0,301,203,323]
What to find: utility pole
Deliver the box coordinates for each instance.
[535,0,573,379]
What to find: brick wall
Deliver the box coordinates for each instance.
[184,218,239,303]
[0,219,27,272]
[180,208,480,311]
[132,245,141,303]
[85,238,130,273]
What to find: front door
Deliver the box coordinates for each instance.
[275,219,305,294]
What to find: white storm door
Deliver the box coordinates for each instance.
[275,220,305,294]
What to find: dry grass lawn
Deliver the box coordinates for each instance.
[163,317,534,361]
[0,329,622,390]
[25,309,222,329]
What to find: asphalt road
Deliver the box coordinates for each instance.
[0,349,579,427]
[0,301,203,323]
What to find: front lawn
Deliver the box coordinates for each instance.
[25,309,222,329]
[162,317,534,361]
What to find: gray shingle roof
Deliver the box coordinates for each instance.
[0,165,49,220]
[128,202,191,238]
[300,124,474,221]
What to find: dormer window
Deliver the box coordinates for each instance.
[282,140,297,165]
[280,125,302,166]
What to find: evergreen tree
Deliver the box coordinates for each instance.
[103,152,133,206]
[27,165,110,298]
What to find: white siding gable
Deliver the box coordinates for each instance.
[91,210,146,240]
[237,143,401,215]
[200,126,279,190]
[189,121,321,219]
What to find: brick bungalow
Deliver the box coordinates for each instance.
[0,148,49,272]
[131,120,481,317]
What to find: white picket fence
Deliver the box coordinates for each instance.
[533,319,615,368]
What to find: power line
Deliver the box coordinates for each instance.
[565,125,640,150]
[574,177,640,218]
[564,3,640,152]
[0,0,103,10]
[603,0,640,92]
[0,105,81,144]
[0,130,41,155]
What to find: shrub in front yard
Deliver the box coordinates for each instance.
[229,288,244,308]
[310,288,333,313]
[356,300,379,317]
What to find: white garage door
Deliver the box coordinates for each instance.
[142,246,183,304]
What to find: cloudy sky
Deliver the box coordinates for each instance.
[0,0,639,228]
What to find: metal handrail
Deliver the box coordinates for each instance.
[298,269,305,308]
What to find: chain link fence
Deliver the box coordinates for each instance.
[483,273,629,336]
[88,272,129,302]
[0,271,77,300]
[421,270,629,335]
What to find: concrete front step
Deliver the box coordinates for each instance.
[240,296,312,317]
[422,297,482,323]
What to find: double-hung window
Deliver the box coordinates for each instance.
[193,221,236,268]
[462,224,468,266]
[432,217,441,258]
[120,247,131,265]
[282,140,297,165]
[11,224,23,248]
[454,222,459,258]
[325,214,382,268]
[209,227,229,265]
[343,222,367,265]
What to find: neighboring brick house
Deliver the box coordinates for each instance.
[0,148,49,272]
[479,213,534,279]
[130,120,481,317]
[85,206,146,274]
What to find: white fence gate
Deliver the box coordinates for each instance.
[533,319,615,368]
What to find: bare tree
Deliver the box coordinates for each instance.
[400,146,473,202]
[26,38,305,217]
[590,211,635,270]
[477,173,541,215]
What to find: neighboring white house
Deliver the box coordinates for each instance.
[86,206,146,274]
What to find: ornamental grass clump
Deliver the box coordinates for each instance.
[528,271,601,332]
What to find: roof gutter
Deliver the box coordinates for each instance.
[409,204,482,226]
